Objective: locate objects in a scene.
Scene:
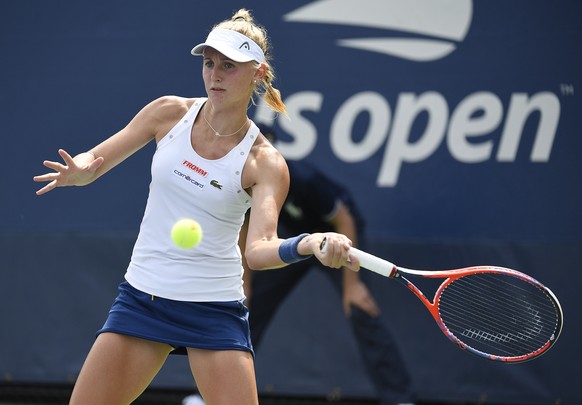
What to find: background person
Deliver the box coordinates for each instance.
[246,124,415,405]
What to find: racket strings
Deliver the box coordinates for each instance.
[442,275,558,356]
[441,296,547,355]
[442,278,555,356]
[443,276,555,339]
[437,273,559,358]
[442,297,547,350]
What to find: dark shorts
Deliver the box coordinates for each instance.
[97,281,253,356]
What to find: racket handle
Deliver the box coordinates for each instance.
[349,247,397,278]
[319,237,396,278]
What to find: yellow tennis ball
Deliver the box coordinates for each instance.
[171,218,203,249]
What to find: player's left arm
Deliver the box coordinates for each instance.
[241,139,291,270]
[242,140,353,271]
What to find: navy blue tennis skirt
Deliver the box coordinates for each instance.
[97,281,253,356]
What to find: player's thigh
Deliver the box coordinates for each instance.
[187,348,258,405]
[70,332,173,405]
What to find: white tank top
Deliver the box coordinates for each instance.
[125,98,256,301]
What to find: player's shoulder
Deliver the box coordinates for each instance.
[244,135,288,189]
[147,95,198,120]
[252,135,287,171]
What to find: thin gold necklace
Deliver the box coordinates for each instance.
[203,107,249,137]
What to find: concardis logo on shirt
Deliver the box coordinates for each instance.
[173,168,204,189]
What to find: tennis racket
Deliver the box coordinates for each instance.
[322,240,563,363]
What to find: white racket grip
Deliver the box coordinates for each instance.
[349,247,397,278]
[319,238,396,278]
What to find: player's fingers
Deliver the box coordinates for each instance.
[347,252,360,272]
[42,160,67,172]
[33,173,56,182]
[35,180,57,195]
[58,149,75,165]
[320,235,352,268]
[87,156,104,171]
[334,243,350,268]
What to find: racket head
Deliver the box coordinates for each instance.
[426,266,563,363]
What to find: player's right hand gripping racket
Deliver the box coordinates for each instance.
[324,241,563,363]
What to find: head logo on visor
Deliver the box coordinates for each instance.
[191,29,265,63]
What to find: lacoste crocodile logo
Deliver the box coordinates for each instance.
[210,180,223,190]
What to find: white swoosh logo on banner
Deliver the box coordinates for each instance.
[284,0,473,61]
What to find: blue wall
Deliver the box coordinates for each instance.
[2,1,581,403]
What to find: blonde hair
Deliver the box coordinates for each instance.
[214,9,287,115]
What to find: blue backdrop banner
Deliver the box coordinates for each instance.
[1,1,580,404]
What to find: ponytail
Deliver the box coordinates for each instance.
[215,9,287,115]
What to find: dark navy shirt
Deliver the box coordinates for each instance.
[278,160,365,239]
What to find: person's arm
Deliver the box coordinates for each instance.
[241,141,357,272]
[329,201,381,318]
[33,96,186,195]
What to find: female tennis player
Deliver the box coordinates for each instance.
[33,9,357,405]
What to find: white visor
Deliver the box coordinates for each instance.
[191,28,265,63]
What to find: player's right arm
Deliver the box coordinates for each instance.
[33,96,190,195]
